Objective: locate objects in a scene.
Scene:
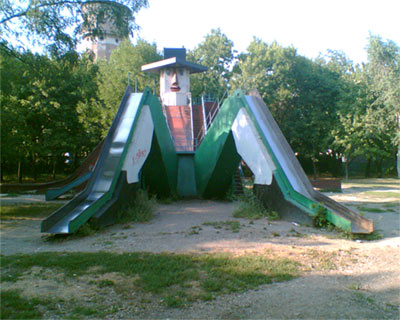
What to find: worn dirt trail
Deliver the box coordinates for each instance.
[1,179,399,319]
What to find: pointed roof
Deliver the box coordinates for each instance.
[141,48,207,74]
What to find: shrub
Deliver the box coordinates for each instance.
[233,193,279,220]
[312,206,333,229]
[118,189,156,223]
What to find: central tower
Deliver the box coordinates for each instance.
[142,48,207,151]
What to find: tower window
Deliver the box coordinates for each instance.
[115,38,119,43]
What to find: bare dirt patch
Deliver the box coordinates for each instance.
[1,179,399,319]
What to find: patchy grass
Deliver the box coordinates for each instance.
[357,206,386,213]
[117,190,156,223]
[363,191,400,199]
[382,202,399,213]
[1,251,301,314]
[0,203,63,220]
[1,290,45,319]
[233,194,278,220]
[350,231,384,241]
[203,221,241,233]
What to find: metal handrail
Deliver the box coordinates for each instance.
[194,89,229,148]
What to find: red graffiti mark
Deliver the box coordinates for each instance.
[132,149,147,165]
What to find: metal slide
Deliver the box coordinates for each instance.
[246,91,373,233]
[45,172,92,201]
[41,87,144,234]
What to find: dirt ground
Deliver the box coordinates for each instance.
[1,179,399,319]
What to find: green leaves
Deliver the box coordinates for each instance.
[97,39,161,120]
[0,0,149,56]
[188,28,235,98]
[0,48,103,179]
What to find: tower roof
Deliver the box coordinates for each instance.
[141,48,207,74]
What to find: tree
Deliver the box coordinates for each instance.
[365,35,400,178]
[97,39,161,130]
[231,39,341,178]
[0,0,148,55]
[321,51,365,179]
[188,29,235,99]
[0,48,103,181]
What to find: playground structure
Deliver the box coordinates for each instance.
[41,48,373,234]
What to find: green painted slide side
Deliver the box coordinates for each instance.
[42,88,177,233]
[45,172,92,201]
[196,90,360,233]
[195,93,245,196]
[147,94,178,193]
[177,154,197,197]
[67,90,152,233]
[68,89,178,233]
[238,92,355,232]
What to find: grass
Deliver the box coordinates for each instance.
[363,191,400,199]
[350,230,384,241]
[233,194,279,220]
[383,202,399,208]
[203,221,241,233]
[1,251,301,315]
[312,206,333,229]
[357,206,386,213]
[117,189,156,223]
[0,203,63,220]
[1,290,45,319]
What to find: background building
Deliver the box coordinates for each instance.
[81,0,132,60]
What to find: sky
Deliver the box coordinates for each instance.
[133,0,400,64]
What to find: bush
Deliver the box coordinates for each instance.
[312,206,333,229]
[118,189,156,223]
[233,193,279,220]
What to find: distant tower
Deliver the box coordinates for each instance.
[81,0,132,60]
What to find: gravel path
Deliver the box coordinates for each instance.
[1,179,399,319]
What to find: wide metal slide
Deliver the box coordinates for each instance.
[41,87,143,233]
[246,91,373,233]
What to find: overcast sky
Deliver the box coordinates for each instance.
[134,0,400,64]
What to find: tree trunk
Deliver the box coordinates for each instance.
[397,112,400,179]
[33,154,37,182]
[344,162,349,181]
[17,161,22,183]
[397,142,400,179]
[376,158,383,178]
[312,160,318,180]
[365,158,371,178]
[52,156,56,181]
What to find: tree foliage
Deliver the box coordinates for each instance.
[0,0,148,55]
[365,34,400,177]
[188,28,235,99]
[1,48,103,180]
[231,39,342,177]
[97,39,161,130]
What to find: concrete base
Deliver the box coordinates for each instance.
[254,179,312,225]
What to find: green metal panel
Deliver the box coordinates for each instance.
[67,90,151,233]
[201,132,241,199]
[45,172,92,201]
[177,154,197,197]
[195,93,245,196]
[146,94,178,192]
[69,192,112,232]
[141,133,173,197]
[195,90,353,232]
